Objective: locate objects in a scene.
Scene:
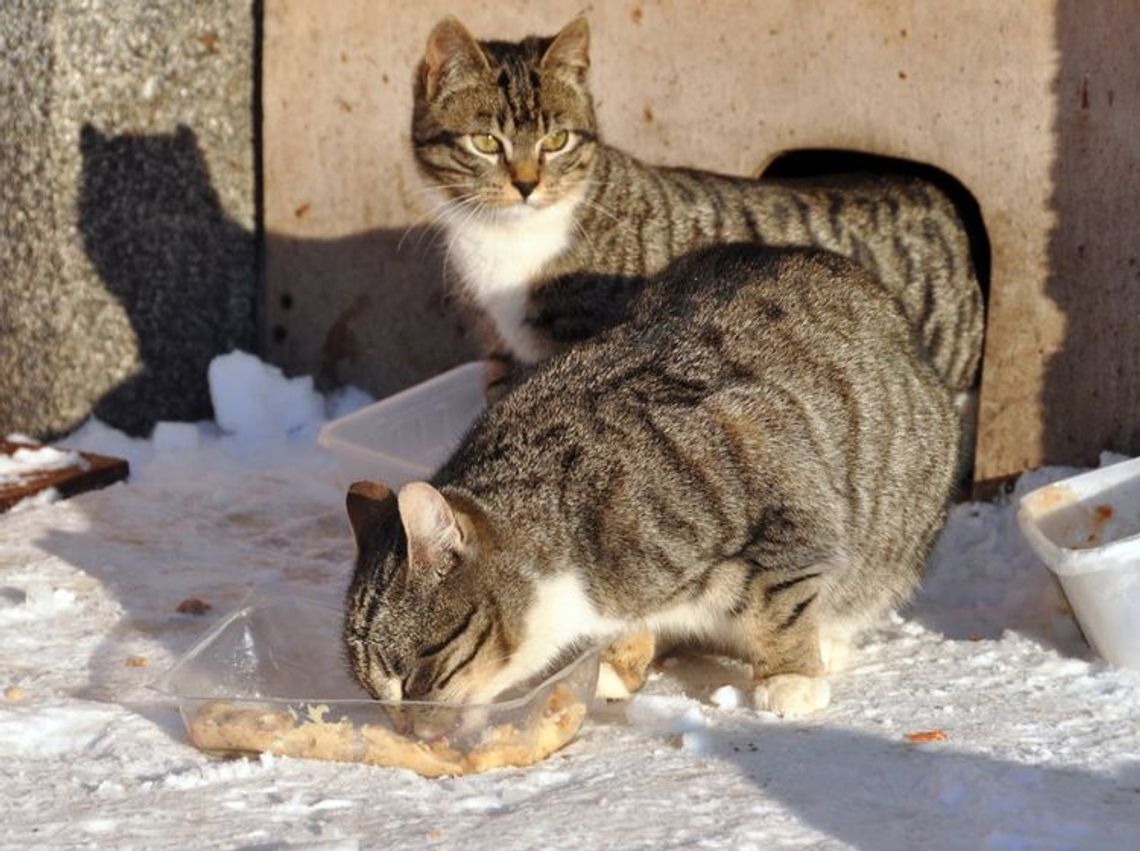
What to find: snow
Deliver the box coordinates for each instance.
[709,684,746,710]
[3,353,1140,849]
[0,445,87,485]
[207,350,325,440]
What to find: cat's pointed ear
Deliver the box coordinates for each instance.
[422,16,488,99]
[398,482,463,577]
[542,17,590,76]
[346,480,397,551]
[174,124,196,147]
[80,123,103,152]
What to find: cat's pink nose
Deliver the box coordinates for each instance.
[513,180,537,199]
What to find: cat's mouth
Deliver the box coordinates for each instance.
[485,199,546,219]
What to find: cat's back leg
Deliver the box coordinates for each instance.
[732,562,841,718]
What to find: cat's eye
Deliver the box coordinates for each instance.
[470,134,502,154]
[541,129,570,152]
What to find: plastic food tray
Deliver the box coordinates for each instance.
[317,361,488,489]
[153,598,599,776]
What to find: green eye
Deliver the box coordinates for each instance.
[541,129,570,152]
[470,133,502,154]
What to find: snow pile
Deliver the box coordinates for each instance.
[207,350,325,440]
[2,352,1140,848]
[625,694,709,735]
[0,445,87,485]
[709,685,746,709]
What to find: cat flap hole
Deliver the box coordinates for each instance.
[760,148,990,490]
[759,149,991,299]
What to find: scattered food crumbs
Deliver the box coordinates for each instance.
[175,598,211,615]
[427,830,442,841]
[967,633,984,641]
[905,730,948,744]
[126,656,148,668]
[4,685,25,702]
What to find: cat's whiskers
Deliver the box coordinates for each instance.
[569,215,598,254]
[402,194,482,255]
[408,182,474,197]
[441,198,490,281]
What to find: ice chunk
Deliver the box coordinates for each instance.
[207,351,324,439]
[625,694,708,735]
[709,685,745,710]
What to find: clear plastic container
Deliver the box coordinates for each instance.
[317,361,489,489]
[153,598,599,776]
[1017,456,1140,668]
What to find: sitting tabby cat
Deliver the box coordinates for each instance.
[343,245,959,717]
[411,16,984,396]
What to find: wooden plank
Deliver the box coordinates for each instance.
[0,441,129,512]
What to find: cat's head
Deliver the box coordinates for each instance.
[343,480,528,705]
[411,16,597,216]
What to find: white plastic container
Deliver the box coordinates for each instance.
[317,361,488,489]
[1017,456,1140,668]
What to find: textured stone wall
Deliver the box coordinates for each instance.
[0,0,256,438]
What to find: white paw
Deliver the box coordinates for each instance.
[754,674,831,718]
[596,662,632,701]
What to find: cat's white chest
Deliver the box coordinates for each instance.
[448,201,577,362]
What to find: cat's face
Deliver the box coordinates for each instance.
[343,481,523,705]
[411,16,598,217]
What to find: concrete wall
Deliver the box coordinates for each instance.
[4,1,1137,481]
[262,0,1140,486]
[0,0,257,438]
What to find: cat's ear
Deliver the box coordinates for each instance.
[346,480,397,551]
[80,123,103,152]
[542,17,590,77]
[397,482,463,577]
[422,16,488,100]
[174,124,196,148]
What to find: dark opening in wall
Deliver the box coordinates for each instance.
[762,148,990,491]
[761,149,991,299]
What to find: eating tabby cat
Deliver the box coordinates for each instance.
[343,245,959,717]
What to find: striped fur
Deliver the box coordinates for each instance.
[344,246,959,710]
[411,17,984,394]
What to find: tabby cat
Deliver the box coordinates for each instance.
[344,245,959,717]
[411,16,985,395]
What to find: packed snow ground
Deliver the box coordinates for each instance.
[2,353,1139,850]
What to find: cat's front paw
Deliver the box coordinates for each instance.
[753,674,831,718]
[599,630,655,699]
[596,662,633,700]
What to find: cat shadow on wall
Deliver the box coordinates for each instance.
[79,124,476,437]
[78,124,257,436]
